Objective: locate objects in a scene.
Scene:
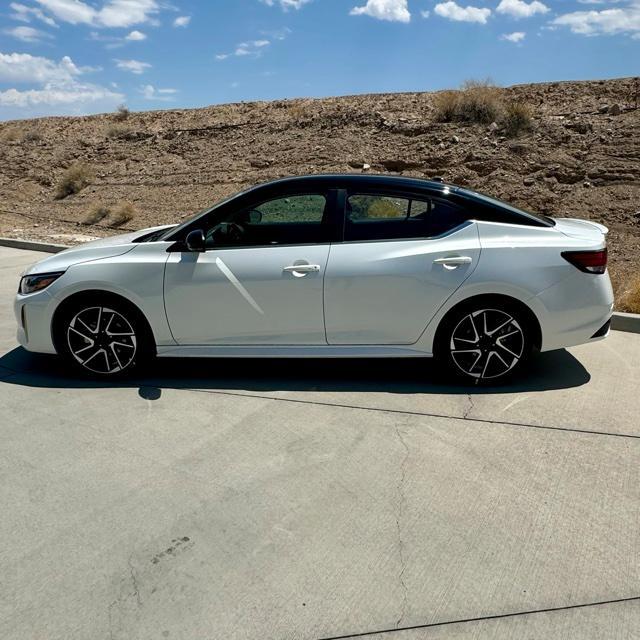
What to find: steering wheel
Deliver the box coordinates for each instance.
[208,221,245,244]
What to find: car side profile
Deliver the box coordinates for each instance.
[15,174,613,383]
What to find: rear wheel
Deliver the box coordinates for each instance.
[56,299,152,377]
[436,305,532,384]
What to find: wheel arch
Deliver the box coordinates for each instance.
[51,289,157,356]
[433,293,542,354]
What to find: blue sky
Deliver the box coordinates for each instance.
[0,0,638,121]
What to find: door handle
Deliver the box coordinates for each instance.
[433,255,473,267]
[283,264,321,275]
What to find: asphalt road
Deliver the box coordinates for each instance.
[1,245,639,640]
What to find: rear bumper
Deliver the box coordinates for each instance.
[532,270,614,351]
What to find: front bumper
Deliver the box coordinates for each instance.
[14,290,57,354]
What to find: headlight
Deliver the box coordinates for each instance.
[19,272,65,295]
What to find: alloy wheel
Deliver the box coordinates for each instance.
[67,306,137,374]
[449,308,525,380]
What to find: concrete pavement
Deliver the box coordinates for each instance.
[1,245,639,639]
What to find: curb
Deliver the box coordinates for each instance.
[0,237,69,254]
[2,236,640,335]
[611,312,640,335]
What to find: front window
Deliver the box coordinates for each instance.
[205,193,330,248]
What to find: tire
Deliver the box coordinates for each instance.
[435,302,533,385]
[55,296,153,378]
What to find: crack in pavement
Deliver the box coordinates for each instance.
[186,388,640,441]
[393,424,410,628]
[462,393,475,419]
[315,594,640,640]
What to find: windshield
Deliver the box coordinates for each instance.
[458,187,555,226]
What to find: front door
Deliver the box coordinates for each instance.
[164,192,334,345]
[324,191,481,345]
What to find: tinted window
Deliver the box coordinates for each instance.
[345,193,467,241]
[205,193,330,248]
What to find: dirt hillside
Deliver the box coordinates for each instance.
[0,77,638,305]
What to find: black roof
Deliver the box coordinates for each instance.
[255,173,456,193]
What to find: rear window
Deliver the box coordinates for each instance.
[458,188,555,227]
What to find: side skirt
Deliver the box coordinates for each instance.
[156,345,433,359]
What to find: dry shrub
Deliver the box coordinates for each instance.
[0,126,24,142]
[618,276,640,314]
[434,80,501,125]
[105,123,130,138]
[503,100,533,137]
[111,201,136,227]
[23,130,43,142]
[83,204,110,225]
[288,102,310,120]
[55,163,94,200]
[114,104,130,121]
[433,91,460,122]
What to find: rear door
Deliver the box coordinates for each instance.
[324,190,481,345]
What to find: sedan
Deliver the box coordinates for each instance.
[15,174,613,383]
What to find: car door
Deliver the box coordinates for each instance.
[324,190,481,345]
[164,191,337,345]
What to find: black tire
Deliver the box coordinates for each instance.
[435,302,533,385]
[54,295,154,378]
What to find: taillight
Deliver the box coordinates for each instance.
[561,249,607,274]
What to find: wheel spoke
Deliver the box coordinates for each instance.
[67,306,137,374]
[451,308,525,380]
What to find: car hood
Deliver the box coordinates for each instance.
[22,224,175,276]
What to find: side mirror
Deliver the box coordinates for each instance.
[248,209,262,224]
[185,229,205,252]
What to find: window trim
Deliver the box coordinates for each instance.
[168,188,342,252]
[341,188,470,243]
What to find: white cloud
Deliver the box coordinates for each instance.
[421,10,430,18]
[4,25,52,42]
[260,0,312,10]
[140,84,177,100]
[0,52,81,84]
[115,58,151,74]
[501,30,526,41]
[10,2,58,27]
[552,3,640,37]
[0,51,122,118]
[349,0,411,22]
[125,29,146,40]
[496,0,549,19]
[434,1,491,23]
[33,0,160,28]
[173,15,191,27]
[217,39,272,60]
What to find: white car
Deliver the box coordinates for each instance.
[15,175,613,383]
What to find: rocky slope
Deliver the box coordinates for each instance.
[0,77,638,303]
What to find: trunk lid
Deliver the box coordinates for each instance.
[553,218,608,241]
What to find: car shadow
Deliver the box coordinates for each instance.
[0,346,590,397]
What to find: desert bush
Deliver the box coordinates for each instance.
[114,104,130,121]
[433,91,460,122]
[105,123,131,139]
[83,204,110,225]
[288,101,311,120]
[618,276,640,314]
[23,130,43,142]
[0,126,24,142]
[434,80,501,125]
[55,163,94,200]
[110,202,136,227]
[503,100,533,137]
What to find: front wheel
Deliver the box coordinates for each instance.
[56,299,153,377]
[436,305,532,384]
